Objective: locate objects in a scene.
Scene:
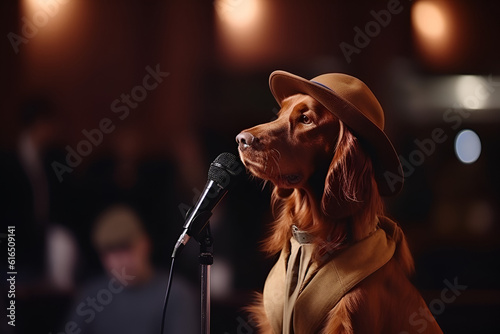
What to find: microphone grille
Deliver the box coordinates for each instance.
[208,152,243,188]
[208,165,230,187]
[214,152,242,173]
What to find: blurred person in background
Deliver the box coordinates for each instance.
[79,125,182,274]
[0,96,78,288]
[0,97,79,334]
[65,204,199,334]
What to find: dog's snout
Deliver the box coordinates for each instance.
[236,132,255,148]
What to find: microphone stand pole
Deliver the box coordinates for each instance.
[198,224,213,334]
[180,209,213,334]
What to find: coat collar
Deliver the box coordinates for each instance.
[263,216,398,334]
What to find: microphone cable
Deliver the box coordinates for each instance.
[159,257,176,334]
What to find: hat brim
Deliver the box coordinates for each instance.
[269,70,403,196]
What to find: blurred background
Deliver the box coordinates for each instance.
[1,0,500,333]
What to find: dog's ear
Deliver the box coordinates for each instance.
[320,122,384,242]
[321,123,352,217]
[321,123,372,219]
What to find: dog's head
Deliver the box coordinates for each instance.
[237,94,338,189]
[237,93,382,228]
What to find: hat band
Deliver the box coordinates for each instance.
[311,80,334,92]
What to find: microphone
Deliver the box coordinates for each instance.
[171,152,243,258]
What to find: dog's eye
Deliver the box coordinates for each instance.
[299,114,312,124]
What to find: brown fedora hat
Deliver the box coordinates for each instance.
[269,70,403,196]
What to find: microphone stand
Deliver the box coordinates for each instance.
[185,210,213,334]
[198,224,213,334]
[170,153,241,334]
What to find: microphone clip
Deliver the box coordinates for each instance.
[172,210,213,258]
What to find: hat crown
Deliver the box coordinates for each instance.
[311,73,385,130]
[268,70,403,195]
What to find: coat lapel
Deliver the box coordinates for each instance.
[263,218,398,334]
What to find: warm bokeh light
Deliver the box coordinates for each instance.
[214,0,271,67]
[23,0,71,21]
[19,0,89,85]
[23,0,45,14]
[411,0,462,70]
[20,0,86,51]
[454,129,481,164]
[215,0,260,29]
[412,1,447,41]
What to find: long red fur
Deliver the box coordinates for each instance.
[261,122,389,261]
[242,106,443,333]
[246,120,443,333]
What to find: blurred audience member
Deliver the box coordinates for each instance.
[80,126,183,273]
[66,205,199,334]
[0,96,78,290]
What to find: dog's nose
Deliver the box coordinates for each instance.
[236,132,255,148]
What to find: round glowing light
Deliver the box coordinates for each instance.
[454,129,481,164]
[215,0,259,28]
[455,75,489,110]
[412,1,447,40]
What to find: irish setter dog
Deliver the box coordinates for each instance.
[236,94,442,333]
